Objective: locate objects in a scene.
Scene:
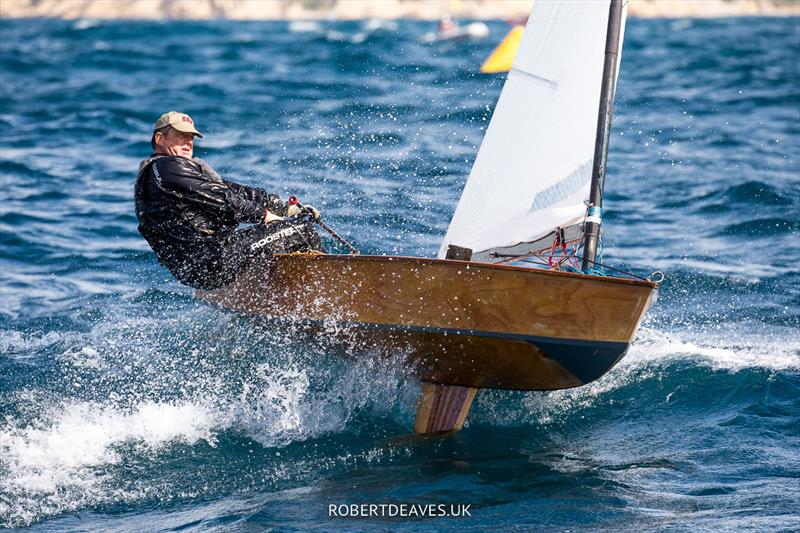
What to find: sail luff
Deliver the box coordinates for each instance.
[582,0,625,270]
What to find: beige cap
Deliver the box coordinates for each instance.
[153,111,203,138]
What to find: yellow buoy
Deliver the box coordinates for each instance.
[480,25,525,74]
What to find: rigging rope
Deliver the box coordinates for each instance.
[492,232,664,283]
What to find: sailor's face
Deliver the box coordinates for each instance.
[155,128,195,158]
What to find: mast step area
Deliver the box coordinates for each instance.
[414,382,478,434]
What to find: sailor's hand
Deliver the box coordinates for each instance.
[303,204,321,220]
[287,203,321,220]
[263,209,284,224]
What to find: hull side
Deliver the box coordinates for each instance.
[198,254,657,391]
[317,320,628,390]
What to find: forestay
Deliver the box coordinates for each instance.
[439,0,628,261]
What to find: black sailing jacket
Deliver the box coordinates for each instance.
[134,154,288,284]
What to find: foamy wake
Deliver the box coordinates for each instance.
[476,326,800,427]
[0,330,75,354]
[0,336,414,526]
[0,379,323,526]
[3,315,795,526]
[626,326,800,372]
[0,399,217,526]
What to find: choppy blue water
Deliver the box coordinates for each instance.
[1,15,798,531]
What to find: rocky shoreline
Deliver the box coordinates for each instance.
[1,0,798,20]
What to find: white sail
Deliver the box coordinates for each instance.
[439,0,628,260]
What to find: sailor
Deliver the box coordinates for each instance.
[438,14,458,33]
[134,111,323,290]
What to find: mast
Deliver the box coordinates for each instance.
[581,0,624,271]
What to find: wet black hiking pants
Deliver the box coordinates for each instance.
[166,218,324,290]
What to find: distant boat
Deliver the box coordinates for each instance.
[421,17,489,43]
[480,24,524,73]
[199,0,659,435]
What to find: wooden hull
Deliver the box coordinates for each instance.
[197,254,657,391]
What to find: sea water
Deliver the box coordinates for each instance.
[0,17,798,531]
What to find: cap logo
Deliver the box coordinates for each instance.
[154,111,202,138]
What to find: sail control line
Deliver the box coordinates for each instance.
[287,196,360,255]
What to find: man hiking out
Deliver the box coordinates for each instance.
[134,111,323,290]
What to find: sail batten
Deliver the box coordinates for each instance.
[510,64,558,88]
[438,1,628,260]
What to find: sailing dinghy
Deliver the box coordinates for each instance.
[198,0,660,434]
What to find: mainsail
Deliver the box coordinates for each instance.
[439,1,628,261]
